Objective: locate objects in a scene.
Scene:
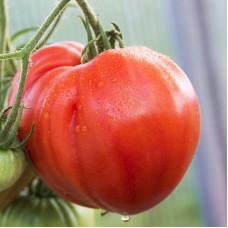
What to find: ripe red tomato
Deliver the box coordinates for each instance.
[9,42,201,215]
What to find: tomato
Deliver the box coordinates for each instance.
[0,179,94,226]
[0,195,79,226]
[8,42,201,215]
[0,148,28,191]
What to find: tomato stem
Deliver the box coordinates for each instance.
[75,0,124,62]
[29,178,55,198]
[80,16,98,59]
[0,0,71,150]
[6,40,17,75]
[75,0,99,38]
[35,10,64,50]
[98,20,111,50]
[0,0,8,110]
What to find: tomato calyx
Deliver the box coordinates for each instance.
[0,105,34,150]
[80,16,124,63]
[29,178,56,198]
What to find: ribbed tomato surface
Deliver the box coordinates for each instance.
[9,42,201,215]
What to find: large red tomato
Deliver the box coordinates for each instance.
[9,42,201,215]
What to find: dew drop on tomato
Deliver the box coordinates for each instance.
[75,125,81,133]
[112,78,117,83]
[78,104,82,110]
[44,112,49,119]
[98,81,104,87]
[81,125,87,132]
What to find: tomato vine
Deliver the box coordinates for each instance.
[0,0,124,150]
[0,0,72,149]
[0,0,8,109]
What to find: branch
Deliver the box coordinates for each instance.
[0,0,71,146]
[75,0,99,36]
[0,0,8,109]
[22,0,71,55]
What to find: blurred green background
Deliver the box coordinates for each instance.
[6,0,227,226]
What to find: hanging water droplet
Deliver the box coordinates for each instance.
[121,215,130,222]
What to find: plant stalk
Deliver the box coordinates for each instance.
[75,0,99,36]
[0,0,8,109]
[6,40,17,74]
[22,0,71,54]
[75,0,105,52]
[0,0,71,142]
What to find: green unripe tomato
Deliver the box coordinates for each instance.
[0,177,94,226]
[0,148,27,191]
[0,195,90,226]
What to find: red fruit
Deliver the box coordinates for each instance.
[9,42,201,215]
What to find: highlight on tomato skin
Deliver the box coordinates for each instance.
[8,41,201,215]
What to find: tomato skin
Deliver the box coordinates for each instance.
[0,177,94,226]
[0,148,27,191]
[9,43,201,215]
[0,194,94,226]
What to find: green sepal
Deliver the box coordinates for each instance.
[81,37,99,63]
[97,20,111,51]
[80,16,97,60]
[110,22,123,38]
[11,123,35,150]
[0,105,24,149]
[0,106,13,131]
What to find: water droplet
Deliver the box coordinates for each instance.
[121,215,130,222]
[29,61,34,67]
[81,126,87,132]
[98,81,104,87]
[78,104,82,110]
[75,125,81,133]
[112,78,117,83]
[44,112,49,119]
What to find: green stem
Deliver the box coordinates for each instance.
[35,7,64,50]
[22,0,71,55]
[0,0,8,109]
[116,35,124,48]
[0,0,71,143]
[75,0,104,52]
[76,0,124,58]
[0,56,29,140]
[80,16,97,59]
[98,20,111,50]
[0,51,21,60]
[6,40,17,74]
[75,0,99,36]
[0,0,7,59]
